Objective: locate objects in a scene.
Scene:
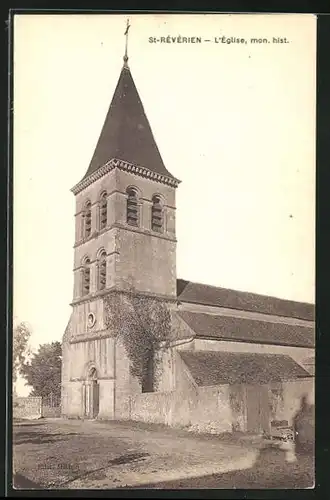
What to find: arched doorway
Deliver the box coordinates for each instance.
[84,366,99,419]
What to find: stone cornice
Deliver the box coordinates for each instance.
[69,330,113,344]
[70,286,178,308]
[71,158,181,195]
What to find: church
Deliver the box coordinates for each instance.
[61,33,315,436]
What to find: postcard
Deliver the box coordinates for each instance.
[12,13,315,490]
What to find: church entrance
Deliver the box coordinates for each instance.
[84,367,100,419]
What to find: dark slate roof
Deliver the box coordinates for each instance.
[180,351,312,386]
[82,64,175,181]
[177,311,315,348]
[177,279,315,321]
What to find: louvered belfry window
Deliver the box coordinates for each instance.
[151,195,163,232]
[84,201,92,238]
[99,192,107,230]
[98,251,107,290]
[126,188,138,226]
[82,258,91,296]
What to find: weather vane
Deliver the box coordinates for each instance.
[123,18,131,65]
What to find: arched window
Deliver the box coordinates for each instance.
[142,349,155,393]
[99,192,107,230]
[151,195,163,232]
[98,250,107,290]
[126,188,139,226]
[84,201,92,238]
[82,258,91,296]
[88,366,98,381]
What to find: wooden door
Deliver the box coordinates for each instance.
[92,381,99,419]
[259,385,270,435]
[246,385,270,434]
[246,385,260,433]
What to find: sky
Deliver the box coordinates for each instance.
[13,14,316,395]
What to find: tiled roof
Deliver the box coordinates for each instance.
[177,279,315,321]
[180,350,312,386]
[82,64,175,182]
[177,311,315,348]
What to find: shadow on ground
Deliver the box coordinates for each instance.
[13,474,43,490]
[60,452,150,487]
[13,453,150,490]
[124,447,315,490]
[13,420,47,427]
[14,432,80,446]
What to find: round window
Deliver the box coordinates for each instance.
[87,312,96,328]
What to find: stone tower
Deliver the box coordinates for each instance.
[61,37,180,419]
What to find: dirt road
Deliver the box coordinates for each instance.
[13,418,256,489]
[13,418,313,490]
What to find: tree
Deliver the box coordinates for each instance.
[104,290,172,389]
[20,341,62,399]
[13,321,32,385]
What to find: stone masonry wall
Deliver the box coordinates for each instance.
[13,397,42,420]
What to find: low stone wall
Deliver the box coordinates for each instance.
[130,391,173,426]
[13,397,42,420]
[129,379,314,435]
[130,385,233,433]
[188,386,232,433]
[13,396,62,420]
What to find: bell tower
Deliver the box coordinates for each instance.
[71,37,179,305]
[68,20,180,342]
[61,21,180,419]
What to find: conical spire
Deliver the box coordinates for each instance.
[80,21,177,184]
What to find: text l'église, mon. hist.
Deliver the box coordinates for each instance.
[148,36,289,45]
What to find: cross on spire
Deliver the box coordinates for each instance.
[123,18,130,66]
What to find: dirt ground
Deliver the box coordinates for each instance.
[12,418,314,490]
